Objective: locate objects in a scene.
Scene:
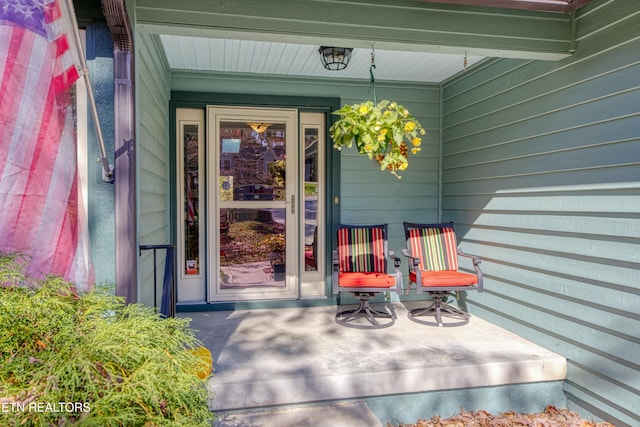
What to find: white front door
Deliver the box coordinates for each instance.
[207,106,298,301]
[175,107,326,303]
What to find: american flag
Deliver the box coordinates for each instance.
[0,0,94,289]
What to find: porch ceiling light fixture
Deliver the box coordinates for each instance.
[319,46,353,70]
[247,122,271,134]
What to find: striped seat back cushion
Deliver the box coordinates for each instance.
[337,225,387,273]
[406,223,459,272]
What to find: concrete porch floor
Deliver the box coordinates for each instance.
[181,302,567,426]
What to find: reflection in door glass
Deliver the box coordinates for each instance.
[183,124,200,275]
[219,122,286,201]
[219,208,286,287]
[304,127,319,271]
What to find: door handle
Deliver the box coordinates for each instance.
[290,194,295,214]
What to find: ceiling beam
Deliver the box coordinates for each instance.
[416,0,595,13]
[136,0,574,61]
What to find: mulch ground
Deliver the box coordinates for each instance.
[393,405,616,427]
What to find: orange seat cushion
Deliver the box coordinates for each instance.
[338,272,397,288]
[410,270,478,287]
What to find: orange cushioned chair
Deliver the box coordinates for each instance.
[402,222,483,327]
[332,224,402,327]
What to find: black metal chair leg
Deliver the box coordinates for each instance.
[409,293,469,327]
[336,294,394,328]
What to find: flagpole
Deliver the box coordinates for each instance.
[64,0,114,183]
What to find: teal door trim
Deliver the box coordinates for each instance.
[170,92,341,311]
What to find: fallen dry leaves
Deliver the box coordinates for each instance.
[393,405,616,427]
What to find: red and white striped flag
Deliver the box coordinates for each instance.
[0,0,94,289]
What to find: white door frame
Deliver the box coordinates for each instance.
[207,106,299,301]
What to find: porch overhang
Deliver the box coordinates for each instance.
[135,0,576,61]
[417,0,595,14]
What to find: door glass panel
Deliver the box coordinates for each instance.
[219,208,286,287]
[183,124,201,276]
[214,109,298,299]
[176,108,205,303]
[299,112,325,299]
[304,127,319,271]
[219,122,286,201]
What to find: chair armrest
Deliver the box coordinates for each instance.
[388,251,403,294]
[401,248,421,269]
[457,249,482,265]
[400,248,419,295]
[457,249,484,292]
[389,250,401,269]
[331,250,339,295]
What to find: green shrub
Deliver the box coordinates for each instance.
[0,252,214,426]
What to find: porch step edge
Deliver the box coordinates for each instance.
[212,400,383,427]
[209,355,566,411]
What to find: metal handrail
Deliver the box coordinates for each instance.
[139,244,175,317]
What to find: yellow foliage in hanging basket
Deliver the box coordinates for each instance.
[329,100,426,179]
[187,346,213,379]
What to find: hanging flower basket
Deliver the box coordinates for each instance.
[329,100,426,179]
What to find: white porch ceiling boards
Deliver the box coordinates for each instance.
[159,35,486,83]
